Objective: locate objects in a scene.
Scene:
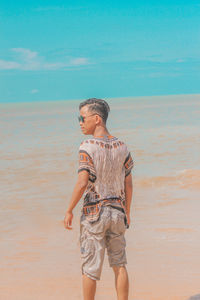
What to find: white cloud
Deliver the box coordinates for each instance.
[70,57,89,65]
[0,59,20,70]
[11,48,40,70]
[12,48,38,60]
[30,89,39,94]
[0,48,89,71]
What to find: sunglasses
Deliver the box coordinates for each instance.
[78,113,102,123]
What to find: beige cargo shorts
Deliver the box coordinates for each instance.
[79,205,127,281]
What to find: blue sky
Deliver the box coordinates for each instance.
[0,0,199,103]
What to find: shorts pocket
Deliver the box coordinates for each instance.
[113,211,127,234]
[83,202,102,223]
[114,209,129,229]
[80,227,95,259]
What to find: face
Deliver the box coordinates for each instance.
[79,105,101,135]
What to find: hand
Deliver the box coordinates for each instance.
[64,211,73,230]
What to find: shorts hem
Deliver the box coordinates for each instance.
[82,270,100,281]
[109,262,127,268]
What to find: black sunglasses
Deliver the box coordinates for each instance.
[78,113,102,123]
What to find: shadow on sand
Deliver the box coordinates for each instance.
[188,295,200,300]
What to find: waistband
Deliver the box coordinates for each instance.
[83,198,126,212]
[82,200,128,228]
[83,198,121,207]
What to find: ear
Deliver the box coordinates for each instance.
[95,114,101,124]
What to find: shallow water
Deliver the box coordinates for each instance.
[0,94,200,300]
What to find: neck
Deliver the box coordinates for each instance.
[92,126,110,138]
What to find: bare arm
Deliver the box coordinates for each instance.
[64,170,89,229]
[124,173,133,224]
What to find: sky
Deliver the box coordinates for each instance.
[0,0,200,103]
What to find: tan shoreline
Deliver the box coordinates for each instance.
[1,95,200,299]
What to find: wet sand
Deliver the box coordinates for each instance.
[0,94,200,300]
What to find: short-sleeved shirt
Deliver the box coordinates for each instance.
[78,135,134,209]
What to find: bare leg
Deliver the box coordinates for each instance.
[112,266,129,300]
[82,274,97,300]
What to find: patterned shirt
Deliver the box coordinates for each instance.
[78,135,134,209]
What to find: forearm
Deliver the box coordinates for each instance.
[65,181,87,214]
[124,174,133,214]
[125,187,132,214]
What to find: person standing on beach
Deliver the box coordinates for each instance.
[64,98,134,300]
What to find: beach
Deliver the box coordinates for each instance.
[0,94,200,300]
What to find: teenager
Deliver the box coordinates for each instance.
[64,98,134,300]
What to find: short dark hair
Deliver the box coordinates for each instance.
[79,98,110,123]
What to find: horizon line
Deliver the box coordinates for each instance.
[0,92,200,105]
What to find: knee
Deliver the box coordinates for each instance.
[112,265,127,276]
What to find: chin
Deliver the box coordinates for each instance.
[81,129,92,135]
[81,130,88,135]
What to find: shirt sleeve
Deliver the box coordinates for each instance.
[78,143,97,183]
[124,152,134,177]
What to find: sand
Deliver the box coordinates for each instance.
[0,94,200,300]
